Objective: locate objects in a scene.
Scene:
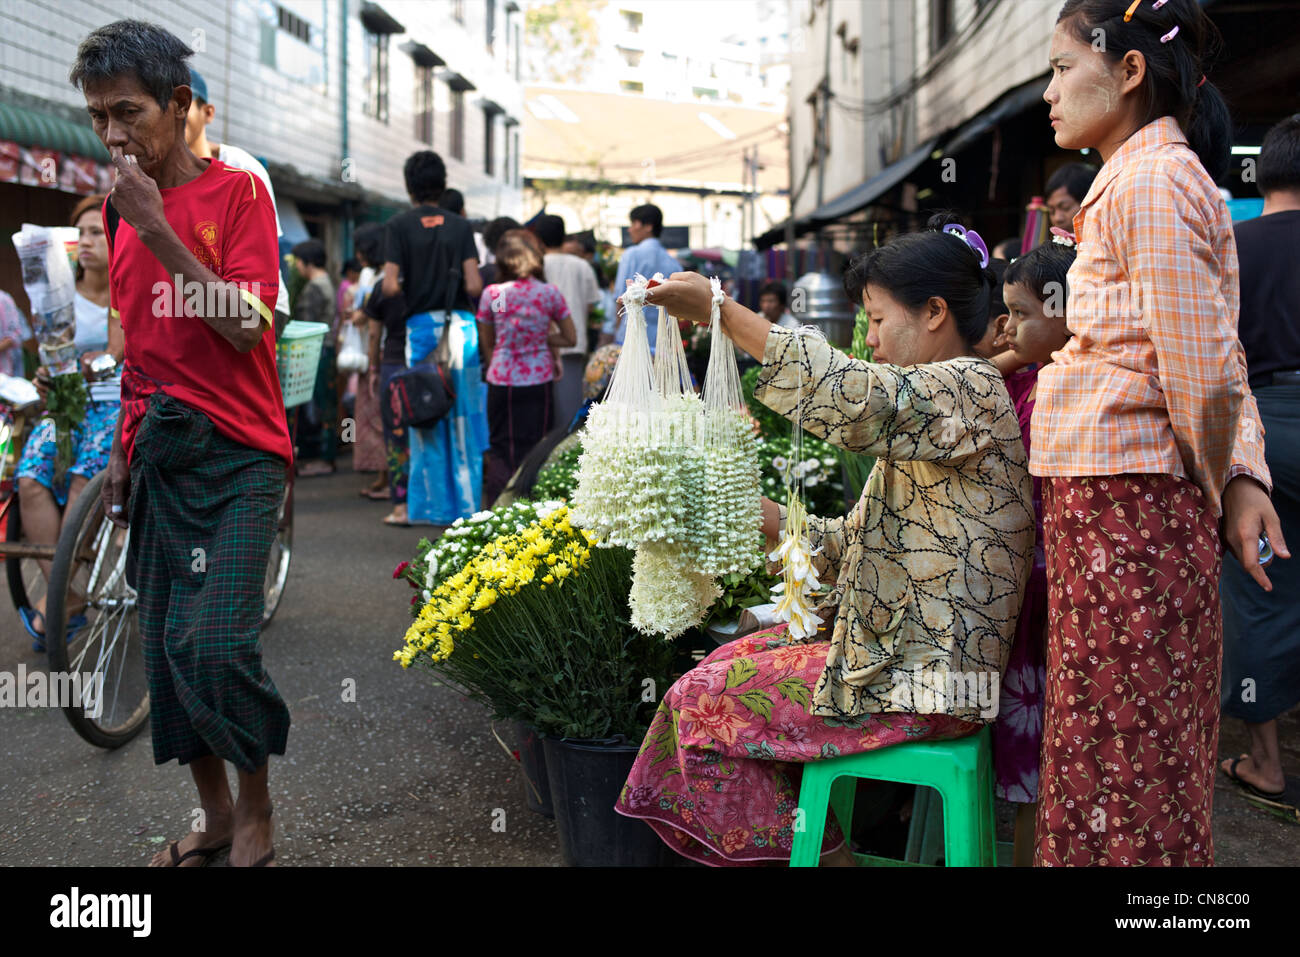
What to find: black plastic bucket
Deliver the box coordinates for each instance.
[542,735,672,867]
[513,721,553,818]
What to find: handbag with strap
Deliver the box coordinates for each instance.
[383,264,461,431]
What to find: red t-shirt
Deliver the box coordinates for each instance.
[104,158,292,466]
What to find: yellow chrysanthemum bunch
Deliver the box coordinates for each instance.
[393,505,598,668]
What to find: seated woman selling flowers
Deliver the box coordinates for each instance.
[615,216,1036,865]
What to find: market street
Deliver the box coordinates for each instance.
[0,464,1294,866]
[0,466,562,867]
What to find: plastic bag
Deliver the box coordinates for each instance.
[337,322,369,373]
[11,223,78,374]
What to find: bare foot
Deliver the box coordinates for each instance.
[149,811,234,867]
[229,805,275,867]
[1221,754,1286,795]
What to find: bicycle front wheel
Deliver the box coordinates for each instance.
[261,478,292,627]
[45,471,149,749]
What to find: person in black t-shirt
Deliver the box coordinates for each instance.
[380,152,481,316]
[376,151,488,525]
[1219,114,1300,813]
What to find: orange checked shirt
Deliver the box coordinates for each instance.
[1031,116,1270,517]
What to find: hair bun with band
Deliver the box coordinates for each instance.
[942,224,990,268]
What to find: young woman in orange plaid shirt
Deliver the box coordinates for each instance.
[1033,0,1289,866]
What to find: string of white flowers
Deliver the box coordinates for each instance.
[629,540,722,640]
[769,328,824,639]
[692,277,761,577]
[572,274,763,638]
[571,275,660,546]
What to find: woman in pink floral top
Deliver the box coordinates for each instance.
[0,290,32,379]
[476,229,575,503]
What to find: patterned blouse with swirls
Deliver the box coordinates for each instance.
[756,326,1035,724]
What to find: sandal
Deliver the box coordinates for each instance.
[1222,755,1287,800]
[19,607,46,652]
[160,838,232,867]
[297,461,336,477]
[363,488,390,500]
[21,608,88,653]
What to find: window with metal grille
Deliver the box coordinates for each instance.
[484,109,496,175]
[278,4,311,43]
[365,30,390,122]
[931,0,955,54]
[451,89,465,160]
[414,65,434,144]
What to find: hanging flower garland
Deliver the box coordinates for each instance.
[572,275,763,637]
[768,329,824,639]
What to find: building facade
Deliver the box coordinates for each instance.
[1,0,526,307]
[768,0,1300,259]
[585,0,791,108]
[521,0,791,254]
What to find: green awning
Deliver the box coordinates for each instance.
[0,101,109,161]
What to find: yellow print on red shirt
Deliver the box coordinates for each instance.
[193,220,221,271]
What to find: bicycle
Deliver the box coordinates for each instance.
[2,321,323,748]
[0,370,147,747]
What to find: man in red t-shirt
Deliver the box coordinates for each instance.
[71,19,289,868]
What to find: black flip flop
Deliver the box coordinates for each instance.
[1222,755,1287,800]
[166,839,232,867]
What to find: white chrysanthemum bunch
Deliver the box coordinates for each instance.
[629,540,722,640]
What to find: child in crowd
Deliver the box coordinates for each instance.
[971,258,1009,361]
[988,237,1076,865]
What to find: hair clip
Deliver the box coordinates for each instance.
[1152,0,1168,8]
[1123,0,1141,22]
[1197,74,1207,87]
[942,224,990,268]
[1160,24,1179,42]
[1050,227,1077,247]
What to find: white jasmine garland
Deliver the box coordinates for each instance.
[629,541,721,639]
[572,274,762,635]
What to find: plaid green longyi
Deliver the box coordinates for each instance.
[128,393,290,773]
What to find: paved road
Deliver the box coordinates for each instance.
[1,463,1296,866]
[0,466,562,866]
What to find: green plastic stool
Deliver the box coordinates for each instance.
[789,726,997,867]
